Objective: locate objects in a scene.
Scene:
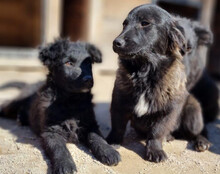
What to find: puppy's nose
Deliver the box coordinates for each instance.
[83,75,93,87]
[113,38,125,48]
[83,75,92,82]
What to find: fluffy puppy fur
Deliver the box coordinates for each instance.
[175,17,219,123]
[0,39,120,174]
[107,4,215,163]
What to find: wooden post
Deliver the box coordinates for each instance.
[87,0,104,43]
[199,0,216,65]
[42,0,62,44]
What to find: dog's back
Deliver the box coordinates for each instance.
[0,81,44,125]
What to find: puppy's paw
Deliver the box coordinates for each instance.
[95,144,121,166]
[145,148,167,163]
[53,160,77,174]
[195,136,210,152]
[88,132,121,166]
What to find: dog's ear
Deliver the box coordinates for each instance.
[168,22,186,57]
[39,38,70,67]
[86,44,102,63]
[192,22,213,46]
[39,45,52,66]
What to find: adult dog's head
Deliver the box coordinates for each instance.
[39,39,102,93]
[113,4,213,62]
[113,4,187,61]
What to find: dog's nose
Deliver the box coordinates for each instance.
[83,75,93,87]
[83,75,92,82]
[113,38,125,48]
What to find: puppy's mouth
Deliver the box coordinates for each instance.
[80,89,90,93]
[116,49,143,58]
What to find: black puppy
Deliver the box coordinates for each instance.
[173,16,219,138]
[0,39,120,173]
[107,4,213,163]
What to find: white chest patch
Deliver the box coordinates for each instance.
[134,92,149,117]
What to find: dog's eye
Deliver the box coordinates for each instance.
[187,42,192,52]
[141,21,150,27]
[65,62,74,66]
[187,46,192,52]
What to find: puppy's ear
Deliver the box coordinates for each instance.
[168,22,186,57]
[86,44,102,63]
[39,45,52,66]
[193,22,213,46]
[39,38,70,67]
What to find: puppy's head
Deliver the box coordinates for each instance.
[39,38,102,93]
[113,4,186,61]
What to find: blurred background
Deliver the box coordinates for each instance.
[0,0,219,105]
[0,0,219,103]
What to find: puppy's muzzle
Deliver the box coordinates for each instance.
[113,38,125,48]
[113,38,126,53]
[83,75,93,88]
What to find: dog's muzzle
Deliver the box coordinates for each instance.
[82,75,93,88]
[113,38,125,48]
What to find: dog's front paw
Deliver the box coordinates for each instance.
[53,159,77,174]
[195,135,211,152]
[145,148,167,163]
[96,144,121,166]
[88,132,121,166]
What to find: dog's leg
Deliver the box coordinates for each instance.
[145,123,169,163]
[41,126,77,174]
[107,87,131,144]
[145,138,167,162]
[106,107,130,145]
[145,102,185,163]
[87,132,121,166]
[178,94,210,152]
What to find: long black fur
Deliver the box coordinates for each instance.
[107,4,217,163]
[0,39,120,173]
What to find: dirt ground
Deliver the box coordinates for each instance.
[0,61,220,174]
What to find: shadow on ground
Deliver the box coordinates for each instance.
[0,102,220,173]
[0,102,114,173]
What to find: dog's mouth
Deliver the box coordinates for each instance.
[69,87,92,93]
[80,88,90,93]
[116,49,143,58]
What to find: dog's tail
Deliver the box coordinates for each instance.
[0,81,27,90]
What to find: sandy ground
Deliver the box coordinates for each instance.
[0,61,220,174]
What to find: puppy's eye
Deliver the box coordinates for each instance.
[187,42,192,52]
[65,62,74,66]
[141,21,150,27]
[187,46,192,52]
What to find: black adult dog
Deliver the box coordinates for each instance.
[107,4,218,163]
[0,39,120,173]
